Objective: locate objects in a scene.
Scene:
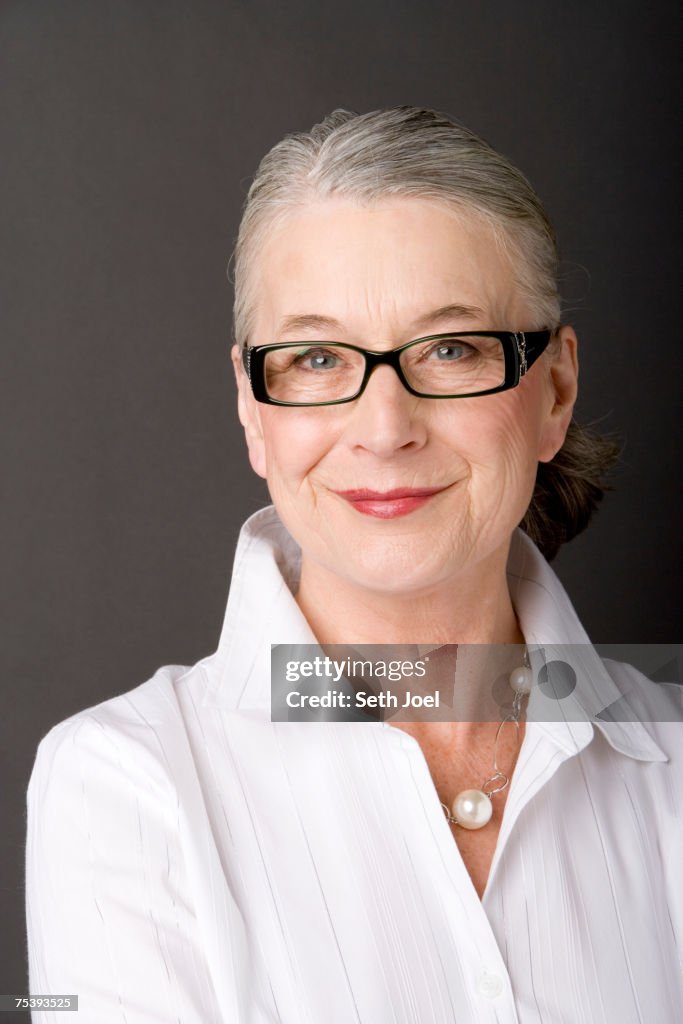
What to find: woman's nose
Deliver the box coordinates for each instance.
[342,364,428,457]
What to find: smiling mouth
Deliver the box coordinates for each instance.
[332,486,450,519]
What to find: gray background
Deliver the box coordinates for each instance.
[2,0,681,1004]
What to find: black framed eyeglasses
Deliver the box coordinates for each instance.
[241,329,555,407]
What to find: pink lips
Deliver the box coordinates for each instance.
[333,486,448,519]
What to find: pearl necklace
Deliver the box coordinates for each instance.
[441,650,533,830]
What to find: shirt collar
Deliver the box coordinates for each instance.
[506,529,667,762]
[200,505,667,763]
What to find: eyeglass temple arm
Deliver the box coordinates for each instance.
[518,330,554,375]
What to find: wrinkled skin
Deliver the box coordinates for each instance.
[232,197,578,647]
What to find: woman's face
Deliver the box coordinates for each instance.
[233,197,577,594]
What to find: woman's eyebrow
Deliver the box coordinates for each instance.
[412,303,485,330]
[277,304,485,337]
[277,313,343,335]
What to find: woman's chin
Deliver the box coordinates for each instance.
[332,542,467,595]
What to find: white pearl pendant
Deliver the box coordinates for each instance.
[451,788,493,830]
[509,665,533,694]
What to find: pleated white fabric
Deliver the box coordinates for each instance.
[26,506,683,1023]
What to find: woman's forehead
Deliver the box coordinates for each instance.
[253,197,524,337]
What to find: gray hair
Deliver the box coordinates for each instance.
[231,106,620,559]
[232,106,560,347]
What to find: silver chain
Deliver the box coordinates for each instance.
[441,649,530,825]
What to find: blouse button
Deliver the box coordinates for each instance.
[475,967,505,999]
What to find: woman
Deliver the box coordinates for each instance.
[26,107,682,1023]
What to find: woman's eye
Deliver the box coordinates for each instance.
[294,348,341,370]
[426,343,467,361]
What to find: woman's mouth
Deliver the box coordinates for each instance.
[332,486,449,519]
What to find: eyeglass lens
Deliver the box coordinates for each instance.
[263,336,506,403]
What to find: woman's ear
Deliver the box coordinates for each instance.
[231,344,267,479]
[538,326,579,463]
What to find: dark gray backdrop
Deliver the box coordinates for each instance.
[2,0,681,1005]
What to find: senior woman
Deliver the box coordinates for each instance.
[26,107,682,1024]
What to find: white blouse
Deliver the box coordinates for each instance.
[26,506,683,1023]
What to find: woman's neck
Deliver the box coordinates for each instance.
[295,541,527,753]
[295,540,524,648]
